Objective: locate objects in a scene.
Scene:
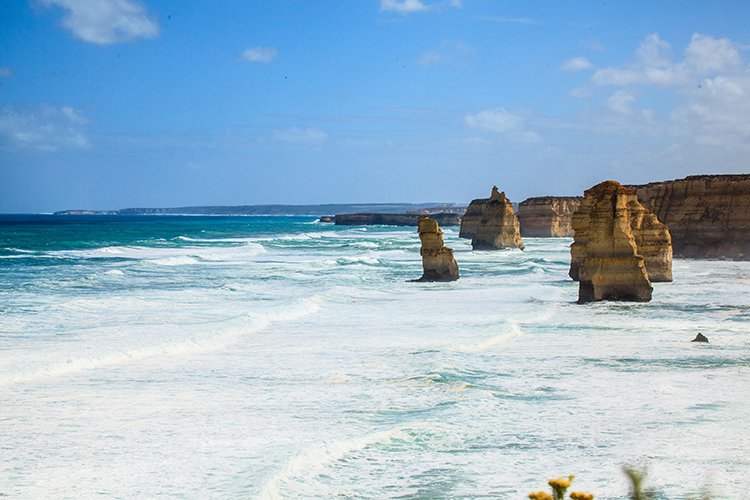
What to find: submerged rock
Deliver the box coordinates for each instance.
[692,332,709,343]
[414,217,459,282]
[459,186,524,250]
[517,196,583,237]
[571,181,654,303]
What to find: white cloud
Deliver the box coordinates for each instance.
[380,0,427,13]
[40,0,159,45]
[474,16,541,25]
[606,90,635,114]
[465,108,524,133]
[418,50,442,66]
[380,0,462,13]
[273,127,328,145]
[592,33,741,87]
[0,67,11,77]
[464,108,541,143]
[242,46,278,63]
[685,33,741,74]
[417,41,473,67]
[0,105,90,151]
[562,56,593,72]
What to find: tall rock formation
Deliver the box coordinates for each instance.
[571,181,656,303]
[630,174,750,260]
[459,186,524,250]
[571,182,672,283]
[517,197,583,237]
[414,217,459,282]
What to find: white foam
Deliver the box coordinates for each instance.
[0,295,321,387]
[259,426,409,500]
[448,322,524,352]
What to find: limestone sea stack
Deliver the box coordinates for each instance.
[630,174,750,260]
[414,216,459,282]
[459,186,524,250]
[517,196,583,237]
[571,181,654,303]
[571,181,672,283]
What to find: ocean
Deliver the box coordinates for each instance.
[1,215,748,498]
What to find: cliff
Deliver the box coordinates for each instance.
[459,186,524,250]
[414,217,459,282]
[630,174,750,260]
[335,213,461,227]
[517,197,583,237]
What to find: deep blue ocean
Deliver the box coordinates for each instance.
[1,214,749,498]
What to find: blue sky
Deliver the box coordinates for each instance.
[1,0,749,212]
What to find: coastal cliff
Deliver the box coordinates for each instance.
[335,213,461,227]
[414,217,459,282]
[630,174,750,260]
[572,181,654,303]
[459,186,524,250]
[517,197,583,237]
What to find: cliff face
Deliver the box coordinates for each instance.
[414,217,459,282]
[335,213,461,227]
[459,186,524,250]
[630,174,750,260]
[517,197,583,237]
[571,181,658,303]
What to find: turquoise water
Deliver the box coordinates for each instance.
[1,215,749,498]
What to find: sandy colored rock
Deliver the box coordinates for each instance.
[414,217,459,282]
[571,181,654,303]
[571,183,672,283]
[630,174,750,260]
[517,196,583,237]
[459,186,524,250]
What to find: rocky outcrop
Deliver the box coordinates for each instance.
[414,217,459,282]
[318,216,334,223]
[571,182,672,284]
[571,181,655,303]
[630,174,750,260]
[459,186,524,250]
[517,197,583,237]
[335,212,461,227]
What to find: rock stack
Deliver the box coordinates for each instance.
[570,181,673,303]
[517,196,584,237]
[459,186,524,250]
[414,217,459,282]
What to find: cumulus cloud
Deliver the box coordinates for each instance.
[40,0,159,45]
[606,90,635,114]
[380,0,462,13]
[562,56,593,72]
[242,46,278,63]
[0,67,11,77]
[592,33,741,86]
[273,127,328,145]
[0,105,90,151]
[464,107,540,143]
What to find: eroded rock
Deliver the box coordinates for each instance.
[517,197,583,237]
[571,181,654,303]
[414,217,459,282]
[459,186,524,250]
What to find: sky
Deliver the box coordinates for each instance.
[1,0,749,212]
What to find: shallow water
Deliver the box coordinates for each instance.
[1,215,749,498]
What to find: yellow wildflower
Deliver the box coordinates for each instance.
[528,492,553,500]
[548,477,572,489]
[570,491,594,500]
